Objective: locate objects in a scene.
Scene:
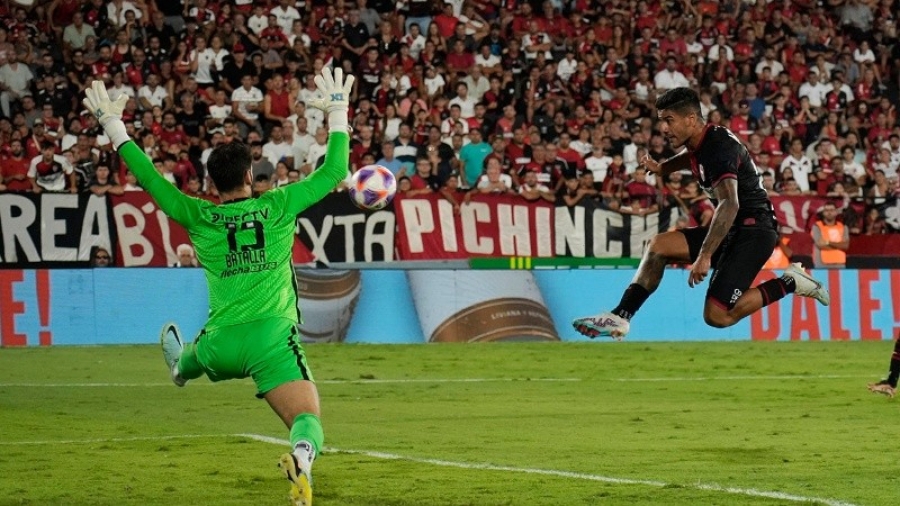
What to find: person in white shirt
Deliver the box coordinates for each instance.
[291,117,315,171]
[263,124,294,167]
[706,35,734,62]
[441,105,470,143]
[585,145,613,181]
[207,89,232,134]
[448,83,477,119]
[271,0,301,34]
[518,169,554,202]
[190,36,217,86]
[521,21,552,61]
[107,71,136,102]
[461,66,489,102]
[654,57,690,90]
[754,48,784,78]
[28,143,75,193]
[247,4,269,35]
[853,40,876,64]
[301,127,328,175]
[780,137,813,192]
[424,66,446,98]
[106,0,144,28]
[474,44,501,74]
[400,23,426,60]
[557,51,578,81]
[231,74,264,134]
[287,19,312,51]
[0,52,34,118]
[138,73,169,110]
[798,72,829,108]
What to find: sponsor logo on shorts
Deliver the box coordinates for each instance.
[730,289,743,305]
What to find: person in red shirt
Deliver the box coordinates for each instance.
[625,170,658,210]
[729,100,757,142]
[445,39,475,77]
[556,133,585,173]
[1,139,33,192]
[157,111,189,150]
[658,28,688,57]
[432,3,459,39]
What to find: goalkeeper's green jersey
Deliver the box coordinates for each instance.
[119,132,349,330]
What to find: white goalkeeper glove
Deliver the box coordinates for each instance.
[308,67,355,133]
[83,80,130,149]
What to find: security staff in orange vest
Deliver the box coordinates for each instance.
[811,202,849,268]
[763,236,792,269]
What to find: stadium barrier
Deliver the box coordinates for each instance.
[1,267,897,346]
[1,192,896,269]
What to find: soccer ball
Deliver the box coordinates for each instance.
[348,164,397,211]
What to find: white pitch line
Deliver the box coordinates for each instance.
[238,433,860,506]
[0,434,230,446]
[0,432,862,506]
[0,378,580,387]
[612,374,869,382]
[0,374,872,388]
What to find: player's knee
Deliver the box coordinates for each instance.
[703,306,736,328]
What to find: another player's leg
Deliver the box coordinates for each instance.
[573,230,694,339]
[868,332,900,398]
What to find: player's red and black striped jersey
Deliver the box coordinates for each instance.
[687,124,774,222]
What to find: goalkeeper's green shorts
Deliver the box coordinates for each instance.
[193,317,314,398]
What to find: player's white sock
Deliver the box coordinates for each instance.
[293,441,316,468]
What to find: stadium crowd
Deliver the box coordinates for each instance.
[1,0,899,238]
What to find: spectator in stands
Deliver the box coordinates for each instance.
[29,141,76,193]
[88,164,124,196]
[171,243,198,268]
[517,169,554,203]
[90,245,112,268]
[812,202,850,268]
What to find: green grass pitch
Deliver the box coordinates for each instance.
[1,341,897,506]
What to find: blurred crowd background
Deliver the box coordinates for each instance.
[0,0,898,237]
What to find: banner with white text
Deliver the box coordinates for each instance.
[0,193,114,267]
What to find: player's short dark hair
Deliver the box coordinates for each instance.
[655,88,701,117]
[207,141,252,193]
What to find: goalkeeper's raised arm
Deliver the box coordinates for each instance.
[281,67,355,216]
[83,81,200,226]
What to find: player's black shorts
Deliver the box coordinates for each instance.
[679,215,778,310]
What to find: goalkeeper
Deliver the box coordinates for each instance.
[83,67,354,506]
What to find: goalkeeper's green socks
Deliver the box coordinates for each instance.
[291,413,324,465]
[176,343,204,380]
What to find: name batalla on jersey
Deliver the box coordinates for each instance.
[211,207,278,277]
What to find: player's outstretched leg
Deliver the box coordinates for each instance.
[868,332,900,398]
[160,323,187,387]
[573,231,691,340]
[783,263,829,305]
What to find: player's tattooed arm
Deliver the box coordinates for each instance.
[700,178,739,257]
[641,149,691,177]
[689,178,739,288]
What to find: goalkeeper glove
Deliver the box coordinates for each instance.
[308,67,355,133]
[83,80,130,149]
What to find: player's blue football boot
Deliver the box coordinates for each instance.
[572,312,630,340]
[279,452,312,506]
[160,323,186,387]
